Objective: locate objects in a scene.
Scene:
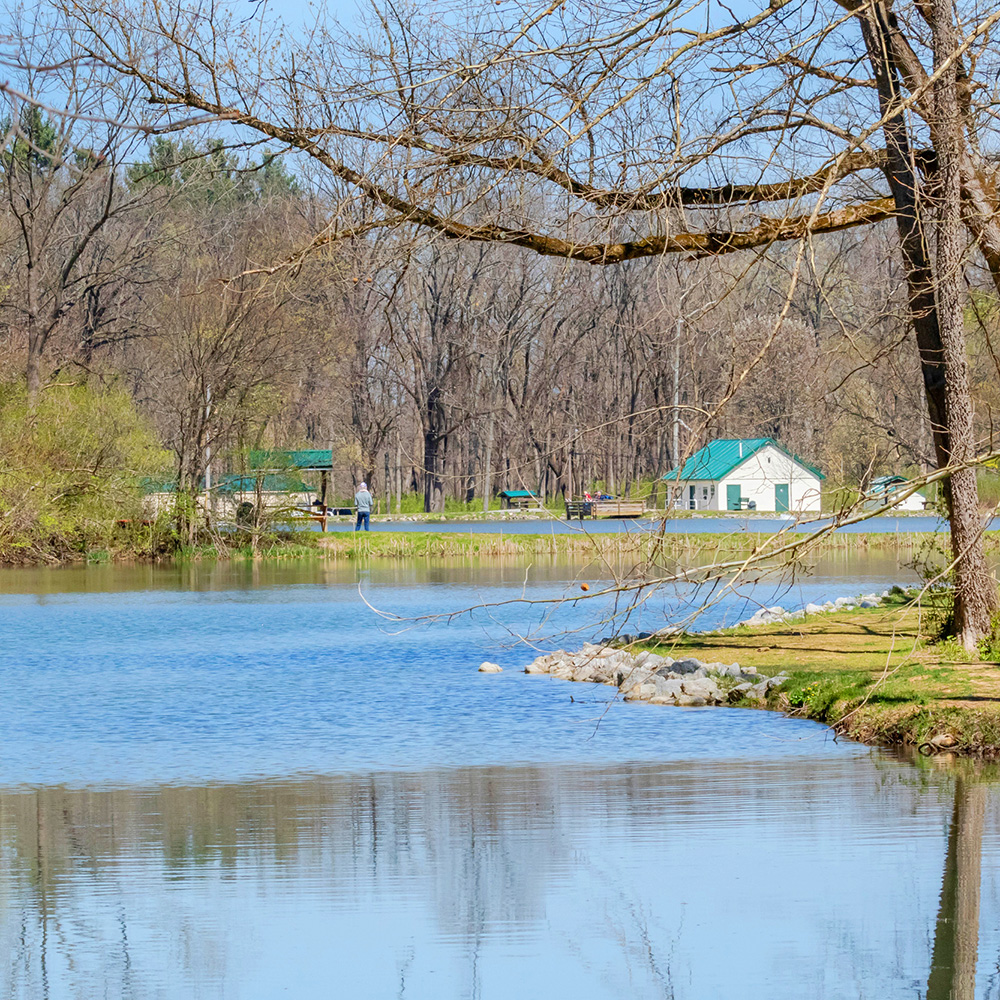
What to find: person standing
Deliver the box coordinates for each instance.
[354,481,373,532]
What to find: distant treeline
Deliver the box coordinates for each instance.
[2,105,997,537]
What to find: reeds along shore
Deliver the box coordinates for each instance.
[308,529,962,561]
[2,520,987,566]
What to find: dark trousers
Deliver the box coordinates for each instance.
[355,511,370,532]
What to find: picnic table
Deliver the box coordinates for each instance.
[498,489,543,509]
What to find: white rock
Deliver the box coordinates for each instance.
[758,611,788,624]
[654,676,684,698]
[681,677,718,699]
[479,661,503,673]
[710,662,743,679]
[804,603,825,615]
[624,682,657,702]
[859,599,878,608]
[676,695,708,707]
[634,650,666,670]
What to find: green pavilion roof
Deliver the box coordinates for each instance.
[248,449,333,471]
[218,474,310,494]
[662,438,824,481]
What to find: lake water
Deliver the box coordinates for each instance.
[1,556,998,999]
[317,514,998,533]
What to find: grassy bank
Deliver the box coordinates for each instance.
[35,523,995,567]
[93,525,938,566]
[307,528,953,561]
[644,594,1000,756]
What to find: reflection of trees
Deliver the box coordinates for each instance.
[0,768,576,995]
[927,777,986,1000]
[0,549,913,598]
[3,761,993,997]
[0,765,716,994]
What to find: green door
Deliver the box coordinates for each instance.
[775,483,789,512]
[726,484,742,510]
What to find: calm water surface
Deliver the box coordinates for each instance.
[1,556,997,999]
[317,514,1000,533]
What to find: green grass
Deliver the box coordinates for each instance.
[309,528,953,561]
[976,468,1000,508]
[316,530,638,558]
[91,523,1000,566]
[641,594,1000,755]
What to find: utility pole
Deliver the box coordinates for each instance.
[672,313,682,467]
[204,384,212,524]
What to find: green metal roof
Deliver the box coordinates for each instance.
[139,477,179,495]
[140,474,311,494]
[218,474,310,494]
[662,438,824,481]
[249,449,332,471]
[499,489,538,498]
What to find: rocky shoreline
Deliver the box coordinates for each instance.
[479,587,903,710]
[522,645,784,707]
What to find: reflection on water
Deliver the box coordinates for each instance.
[316,515,969,534]
[2,759,1000,999]
[927,776,988,1000]
[0,554,917,787]
[0,548,921,596]
[3,557,998,998]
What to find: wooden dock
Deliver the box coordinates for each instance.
[565,498,645,519]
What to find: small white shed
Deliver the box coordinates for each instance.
[867,475,926,512]
[663,438,824,512]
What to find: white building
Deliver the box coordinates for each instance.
[663,438,824,512]
[867,475,927,512]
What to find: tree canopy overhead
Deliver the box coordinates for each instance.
[49,0,1000,271]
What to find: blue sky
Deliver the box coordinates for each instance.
[255,0,365,28]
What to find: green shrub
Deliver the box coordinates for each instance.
[0,379,172,562]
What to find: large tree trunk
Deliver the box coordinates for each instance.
[422,431,445,513]
[25,265,42,409]
[422,386,448,513]
[931,0,997,646]
[862,3,997,647]
[481,409,495,513]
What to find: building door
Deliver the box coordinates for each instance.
[775,483,789,512]
[726,484,742,510]
[688,485,696,509]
